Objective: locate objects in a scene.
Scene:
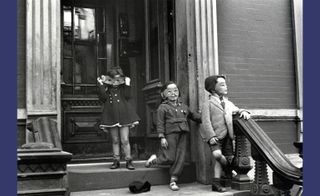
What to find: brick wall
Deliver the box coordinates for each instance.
[217,0,296,109]
[217,0,298,154]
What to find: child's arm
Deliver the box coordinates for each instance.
[229,101,251,120]
[156,105,166,138]
[123,77,132,100]
[97,84,108,102]
[157,105,169,149]
[199,99,217,143]
[187,108,202,123]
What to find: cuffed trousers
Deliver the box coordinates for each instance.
[155,132,188,177]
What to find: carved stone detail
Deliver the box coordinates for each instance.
[251,146,274,196]
[231,130,252,190]
[18,163,66,173]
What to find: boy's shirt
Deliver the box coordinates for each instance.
[200,94,247,142]
[157,100,201,136]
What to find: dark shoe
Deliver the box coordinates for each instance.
[212,181,227,192]
[126,160,135,170]
[110,160,120,169]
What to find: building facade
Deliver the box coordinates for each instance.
[17,0,302,183]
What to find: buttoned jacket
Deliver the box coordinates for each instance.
[98,83,140,126]
[157,100,201,136]
[200,94,247,142]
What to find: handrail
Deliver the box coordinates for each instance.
[233,116,302,185]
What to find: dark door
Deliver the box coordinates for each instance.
[142,0,176,155]
[61,0,116,160]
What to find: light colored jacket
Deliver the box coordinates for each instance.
[199,94,247,142]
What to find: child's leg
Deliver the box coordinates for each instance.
[168,132,188,191]
[146,133,178,167]
[211,149,228,192]
[169,132,188,179]
[119,126,135,170]
[119,126,132,160]
[156,133,178,165]
[109,127,120,161]
[212,150,227,168]
[221,137,234,179]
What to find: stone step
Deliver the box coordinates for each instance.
[70,182,251,196]
[67,161,196,192]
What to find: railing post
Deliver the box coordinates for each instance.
[251,146,274,196]
[231,130,252,190]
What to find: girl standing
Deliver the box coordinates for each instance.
[145,81,201,191]
[97,67,140,170]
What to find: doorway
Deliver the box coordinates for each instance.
[61,0,176,161]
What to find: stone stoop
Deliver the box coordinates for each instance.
[67,161,197,192]
[70,182,251,196]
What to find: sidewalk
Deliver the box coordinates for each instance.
[70,182,248,196]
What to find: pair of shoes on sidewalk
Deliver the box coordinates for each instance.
[110,160,135,170]
[145,154,157,168]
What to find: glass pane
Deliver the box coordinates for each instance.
[75,44,97,84]
[63,6,73,57]
[63,58,73,84]
[149,0,160,80]
[98,33,107,58]
[63,6,72,29]
[74,7,96,40]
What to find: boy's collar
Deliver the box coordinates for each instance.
[210,93,227,101]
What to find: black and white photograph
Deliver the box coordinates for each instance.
[17,0,303,195]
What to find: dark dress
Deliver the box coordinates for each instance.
[98,83,140,128]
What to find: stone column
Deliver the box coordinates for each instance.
[186,0,220,184]
[26,0,61,135]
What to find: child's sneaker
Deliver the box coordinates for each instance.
[169,181,179,191]
[145,154,157,168]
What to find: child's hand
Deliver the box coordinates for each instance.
[240,111,251,120]
[97,77,104,85]
[125,77,131,86]
[160,138,168,149]
[209,137,218,145]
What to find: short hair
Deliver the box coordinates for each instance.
[106,66,124,78]
[204,75,226,94]
[160,81,180,102]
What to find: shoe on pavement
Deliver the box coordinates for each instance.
[169,181,179,191]
[110,160,120,169]
[126,160,135,170]
[212,182,227,192]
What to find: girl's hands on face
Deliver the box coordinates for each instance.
[161,138,168,149]
[125,77,131,86]
[97,77,103,85]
